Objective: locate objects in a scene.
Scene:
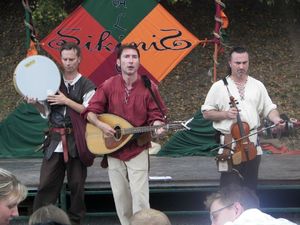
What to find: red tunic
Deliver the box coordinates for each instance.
[82,74,167,160]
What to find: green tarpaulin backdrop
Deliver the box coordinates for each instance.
[0,105,218,158]
[158,109,218,157]
[0,103,47,158]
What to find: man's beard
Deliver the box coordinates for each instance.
[237,69,246,77]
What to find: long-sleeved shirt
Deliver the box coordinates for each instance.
[82,74,167,160]
[201,76,277,154]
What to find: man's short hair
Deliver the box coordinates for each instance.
[130,208,171,225]
[116,43,140,59]
[59,42,81,57]
[205,185,259,210]
[29,204,71,225]
[229,46,248,59]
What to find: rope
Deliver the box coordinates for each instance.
[215,0,226,8]
[212,0,227,82]
[22,0,39,52]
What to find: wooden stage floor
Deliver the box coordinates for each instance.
[1,154,300,190]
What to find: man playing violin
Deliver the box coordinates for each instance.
[201,46,284,191]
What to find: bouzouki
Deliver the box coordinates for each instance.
[85,113,186,155]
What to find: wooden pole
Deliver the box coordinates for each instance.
[213,0,223,82]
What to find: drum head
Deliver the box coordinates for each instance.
[13,55,61,101]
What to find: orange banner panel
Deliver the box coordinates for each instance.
[122,4,200,81]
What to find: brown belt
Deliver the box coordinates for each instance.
[50,127,72,163]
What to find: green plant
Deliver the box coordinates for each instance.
[32,0,67,38]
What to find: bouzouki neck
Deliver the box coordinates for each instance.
[123,124,181,135]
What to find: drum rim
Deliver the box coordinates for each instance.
[13,55,61,101]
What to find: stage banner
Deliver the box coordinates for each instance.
[41,0,200,85]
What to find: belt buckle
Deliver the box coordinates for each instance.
[65,127,72,134]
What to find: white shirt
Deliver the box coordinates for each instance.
[201,76,277,154]
[225,208,297,225]
[40,73,95,153]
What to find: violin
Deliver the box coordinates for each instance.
[229,96,257,163]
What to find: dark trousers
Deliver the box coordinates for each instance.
[220,155,261,191]
[33,153,87,225]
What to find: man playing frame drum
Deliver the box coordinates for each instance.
[14,54,61,101]
[25,42,96,225]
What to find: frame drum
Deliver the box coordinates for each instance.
[13,55,61,101]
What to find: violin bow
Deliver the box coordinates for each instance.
[210,123,278,152]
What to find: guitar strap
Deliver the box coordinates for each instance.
[222,76,228,86]
[222,76,234,145]
[142,75,166,119]
[215,76,235,172]
[222,76,233,97]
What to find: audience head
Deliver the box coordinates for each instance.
[130,208,171,225]
[205,185,259,225]
[28,204,71,225]
[0,168,27,225]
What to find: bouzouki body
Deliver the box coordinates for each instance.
[86,114,134,155]
[85,113,185,155]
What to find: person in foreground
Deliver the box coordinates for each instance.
[82,43,167,225]
[201,46,284,191]
[0,168,27,225]
[29,204,71,225]
[130,208,171,225]
[26,42,96,225]
[205,185,297,225]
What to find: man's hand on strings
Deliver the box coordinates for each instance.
[99,122,116,138]
[153,120,166,137]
